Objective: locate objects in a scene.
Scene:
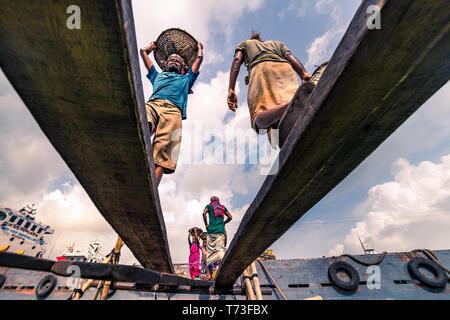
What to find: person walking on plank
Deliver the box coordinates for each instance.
[202,196,232,279]
[140,41,203,185]
[227,32,311,138]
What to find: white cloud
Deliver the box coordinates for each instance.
[305,0,347,70]
[31,183,138,265]
[278,0,307,19]
[305,27,344,70]
[329,155,450,256]
[0,87,67,205]
[329,244,344,256]
[315,0,342,24]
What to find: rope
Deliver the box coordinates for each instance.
[339,251,388,266]
[106,249,121,264]
[257,260,287,301]
[68,288,83,300]
[411,249,450,276]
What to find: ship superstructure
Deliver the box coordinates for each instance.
[0,205,54,257]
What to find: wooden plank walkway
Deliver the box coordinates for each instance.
[0,0,173,272]
[215,0,450,287]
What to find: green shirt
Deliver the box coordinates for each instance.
[205,204,228,234]
[236,40,290,72]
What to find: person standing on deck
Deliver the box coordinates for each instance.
[188,228,201,279]
[227,32,311,139]
[140,41,203,186]
[200,235,208,278]
[202,196,232,279]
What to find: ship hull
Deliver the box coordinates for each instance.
[0,250,449,300]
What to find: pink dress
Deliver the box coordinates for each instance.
[189,242,201,279]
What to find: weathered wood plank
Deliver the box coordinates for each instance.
[215,0,450,287]
[0,0,173,272]
[0,252,210,287]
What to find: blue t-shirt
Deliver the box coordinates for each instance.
[146,66,199,120]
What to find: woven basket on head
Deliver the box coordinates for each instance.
[189,227,203,237]
[154,28,198,70]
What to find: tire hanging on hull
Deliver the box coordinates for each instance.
[36,275,57,299]
[328,261,360,291]
[407,257,447,289]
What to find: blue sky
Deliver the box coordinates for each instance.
[0,0,449,264]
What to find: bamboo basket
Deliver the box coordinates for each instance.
[154,28,198,70]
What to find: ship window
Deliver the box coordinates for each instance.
[20,241,24,245]
[17,218,24,226]
[288,284,310,288]
[0,211,6,221]
[37,228,43,234]
[394,280,411,284]
[320,283,333,287]
[31,225,37,232]
[9,237,14,242]
[3,286,18,290]
[32,246,36,250]
[24,221,31,229]
[10,215,17,223]
[58,286,71,290]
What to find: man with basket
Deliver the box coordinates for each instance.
[140,35,203,185]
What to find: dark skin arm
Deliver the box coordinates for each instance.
[193,228,199,243]
[191,42,204,74]
[140,41,157,72]
[224,210,232,224]
[283,51,311,83]
[227,50,244,112]
[202,208,209,230]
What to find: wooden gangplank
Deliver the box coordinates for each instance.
[215,0,450,287]
[0,1,173,272]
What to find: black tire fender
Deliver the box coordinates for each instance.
[0,274,5,289]
[36,275,57,299]
[328,261,360,291]
[407,257,447,288]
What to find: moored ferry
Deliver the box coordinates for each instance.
[0,205,54,258]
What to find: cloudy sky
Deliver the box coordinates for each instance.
[0,0,449,265]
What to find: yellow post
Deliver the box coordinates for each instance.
[100,237,124,300]
[250,262,263,300]
[92,280,104,300]
[243,266,256,301]
[72,279,95,300]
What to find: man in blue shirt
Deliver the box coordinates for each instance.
[140,41,203,185]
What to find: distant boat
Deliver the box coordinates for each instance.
[56,240,104,263]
